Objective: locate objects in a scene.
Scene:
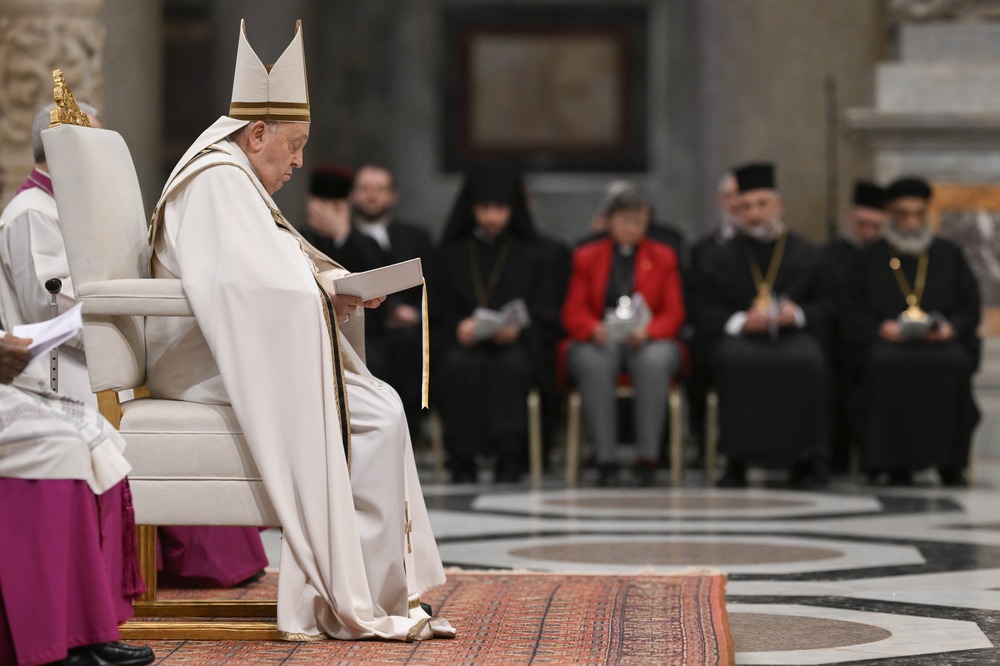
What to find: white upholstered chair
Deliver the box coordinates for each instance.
[42,122,280,639]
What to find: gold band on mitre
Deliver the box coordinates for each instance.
[229,101,311,122]
[49,69,92,129]
[229,19,310,123]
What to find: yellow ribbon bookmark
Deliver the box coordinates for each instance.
[421,278,430,409]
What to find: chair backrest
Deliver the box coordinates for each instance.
[42,124,149,391]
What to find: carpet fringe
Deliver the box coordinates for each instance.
[445,565,727,579]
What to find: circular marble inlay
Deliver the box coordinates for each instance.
[509,539,842,565]
[543,494,813,511]
[730,613,892,652]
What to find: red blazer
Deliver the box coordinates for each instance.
[561,237,686,342]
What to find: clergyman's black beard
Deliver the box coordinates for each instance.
[354,206,390,223]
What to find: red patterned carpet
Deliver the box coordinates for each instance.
[133,570,733,665]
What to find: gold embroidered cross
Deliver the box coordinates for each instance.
[404,501,413,554]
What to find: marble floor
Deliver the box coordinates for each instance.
[259,457,1000,664]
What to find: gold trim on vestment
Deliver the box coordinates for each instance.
[229,101,310,122]
[406,618,430,642]
[408,597,422,610]
[277,630,328,642]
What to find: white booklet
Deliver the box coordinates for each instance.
[332,258,423,301]
[473,298,531,340]
[12,302,84,360]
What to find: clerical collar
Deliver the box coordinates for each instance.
[16,168,53,197]
[616,243,635,257]
[356,216,392,251]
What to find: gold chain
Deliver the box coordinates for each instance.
[889,251,929,317]
[468,237,512,308]
[746,231,787,311]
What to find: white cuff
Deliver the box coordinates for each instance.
[792,303,806,328]
[724,312,748,336]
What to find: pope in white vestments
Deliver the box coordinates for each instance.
[144,20,452,642]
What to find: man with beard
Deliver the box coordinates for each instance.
[844,177,980,486]
[303,164,431,442]
[696,163,836,488]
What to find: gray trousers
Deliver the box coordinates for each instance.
[567,339,681,464]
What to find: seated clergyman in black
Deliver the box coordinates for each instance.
[843,176,981,486]
[695,162,836,488]
[824,181,888,474]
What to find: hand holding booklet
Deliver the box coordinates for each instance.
[330,258,423,300]
[473,298,531,340]
[12,302,84,360]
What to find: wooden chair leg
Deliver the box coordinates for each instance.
[136,525,157,603]
[669,385,684,486]
[566,390,582,487]
[527,389,543,488]
[705,390,718,485]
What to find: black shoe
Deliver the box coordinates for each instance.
[888,470,913,486]
[449,461,477,484]
[939,468,968,487]
[77,642,155,666]
[494,461,524,483]
[635,462,657,487]
[420,601,433,616]
[717,461,747,488]
[597,463,618,487]
[788,462,827,490]
[235,569,266,587]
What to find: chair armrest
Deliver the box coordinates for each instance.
[76,279,194,316]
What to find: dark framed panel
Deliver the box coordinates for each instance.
[441,4,649,172]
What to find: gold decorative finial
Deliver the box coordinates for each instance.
[49,69,92,128]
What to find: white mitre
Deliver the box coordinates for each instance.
[230,18,309,123]
[159,19,310,193]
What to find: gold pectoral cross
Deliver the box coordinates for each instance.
[404,501,413,554]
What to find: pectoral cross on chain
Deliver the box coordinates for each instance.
[404,501,413,554]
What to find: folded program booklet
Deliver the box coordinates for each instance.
[12,302,83,360]
[331,258,423,301]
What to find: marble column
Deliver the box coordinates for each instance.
[0,0,104,208]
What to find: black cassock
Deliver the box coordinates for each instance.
[843,237,980,473]
[304,220,433,441]
[428,232,559,467]
[824,237,864,470]
[697,232,836,466]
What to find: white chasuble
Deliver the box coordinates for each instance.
[145,118,447,641]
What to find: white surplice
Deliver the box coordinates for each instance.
[145,117,447,641]
[0,364,130,495]
[0,181,95,406]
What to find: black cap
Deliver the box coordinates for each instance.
[310,165,355,199]
[467,166,518,206]
[884,177,932,203]
[852,181,886,210]
[733,162,776,193]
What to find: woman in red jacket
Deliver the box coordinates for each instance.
[562,185,686,486]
